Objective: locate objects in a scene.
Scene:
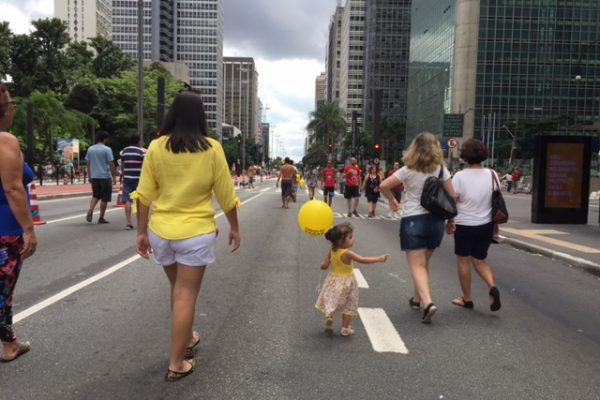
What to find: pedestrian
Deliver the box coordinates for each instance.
[85,131,117,224]
[315,222,389,336]
[337,167,345,197]
[305,166,319,200]
[320,161,338,206]
[119,134,146,230]
[134,90,240,382]
[344,157,362,217]
[502,171,513,193]
[511,167,522,194]
[361,164,381,218]
[0,82,37,362]
[276,157,296,208]
[247,165,256,189]
[446,138,501,311]
[290,160,299,202]
[380,132,456,323]
[386,161,403,219]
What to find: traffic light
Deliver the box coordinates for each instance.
[328,143,333,153]
[374,143,381,154]
[236,134,242,145]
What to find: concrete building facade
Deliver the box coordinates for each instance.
[315,72,327,109]
[112,0,224,134]
[54,0,112,41]
[326,3,344,104]
[223,57,259,143]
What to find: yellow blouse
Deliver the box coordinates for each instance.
[330,249,354,277]
[133,136,240,240]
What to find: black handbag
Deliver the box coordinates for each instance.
[491,170,509,224]
[420,167,457,220]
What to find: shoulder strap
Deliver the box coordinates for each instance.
[490,169,500,190]
[438,166,444,179]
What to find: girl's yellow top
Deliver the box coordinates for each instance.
[330,249,354,277]
[132,135,240,240]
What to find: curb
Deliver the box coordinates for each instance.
[499,235,600,274]
[38,189,119,201]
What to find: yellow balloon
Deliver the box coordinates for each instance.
[299,178,305,189]
[297,200,334,236]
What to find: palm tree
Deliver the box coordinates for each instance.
[306,102,347,154]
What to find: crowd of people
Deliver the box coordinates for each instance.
[1,79,503,382]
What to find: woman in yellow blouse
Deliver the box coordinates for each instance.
[134,91,240,382]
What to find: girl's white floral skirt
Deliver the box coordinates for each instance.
[315,274,359,317]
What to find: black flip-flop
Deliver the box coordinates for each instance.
[408,297,420,310]
[184,331,201,359]
[452,297,474,309]
[0,341,30,362]
[489,287,501,311]
[165,359,195,382]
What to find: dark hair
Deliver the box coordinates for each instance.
[324,222,353,250]
[96,131,109,143]
[460,138,488,164]
[129,134,141,146]
[161,90,211,153]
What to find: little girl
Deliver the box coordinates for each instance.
[315,223,389,336]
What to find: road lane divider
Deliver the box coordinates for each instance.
[354,269,369,289]
[15,192,265,324]
[358,307,409,354]
[46,208,120,224]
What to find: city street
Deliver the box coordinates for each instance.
[2,180,600,400]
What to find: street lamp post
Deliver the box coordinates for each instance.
[502,124,517,167]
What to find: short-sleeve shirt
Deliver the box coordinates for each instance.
[86,143,114,179]
[120,145,146,184]
[321,168,337,188]
[394,165,451,217]
[453,168,495,226]
[344,165,361,187]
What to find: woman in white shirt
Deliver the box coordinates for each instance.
[380,132,456,324]
[446,138,501,312]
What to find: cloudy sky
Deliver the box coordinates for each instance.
[0,0,338,161]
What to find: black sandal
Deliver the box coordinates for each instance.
[165,359,195,382]
[452,297,474,309]
[184,331,201,359]
[408,297,420,310]
[421,303,437,324]
[489,287,501,312]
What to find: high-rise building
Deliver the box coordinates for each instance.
[112,0,224,134]
[326,3,344,104]
[54,0,112,41]
[339,0,366,130]
[406,0,600,143]
[223,57,259,143]
[363,0,411,135]
[315,72,327,109]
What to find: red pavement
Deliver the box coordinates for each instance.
[34,183,118,199]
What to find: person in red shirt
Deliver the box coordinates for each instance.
[344,157,362,217]
[320,161,338,206]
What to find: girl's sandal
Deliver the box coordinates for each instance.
[165,359,195,382]
[324,318,334,335]
[452,297,474,309]
[184,331,201,359]
[340,327,354,337]
[0,341,31,362]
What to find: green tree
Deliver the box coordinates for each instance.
[30,18,71,95]
[64,40,94,83]
[306,101,347,154]
[89,36,133,78]
[65,79,100,114]
[302,142,328,168]
[0,22,11,80]
[9,34,39,97]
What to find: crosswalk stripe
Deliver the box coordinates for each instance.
[354,269,369,289]
[358,307,409,354]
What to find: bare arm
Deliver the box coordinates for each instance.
[379,174,401,212]
[135,200,152,259]
[109,160,116,179]
[342,250,389,265]
[224,207,240,252]
[0,133,37,256]
[86,160,91,178]
[320,250,331,269]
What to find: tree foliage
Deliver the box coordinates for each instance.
[306,101,347,154]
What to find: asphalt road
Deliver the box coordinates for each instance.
[2,181,599,400]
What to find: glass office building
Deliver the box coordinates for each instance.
[406,0,600,143]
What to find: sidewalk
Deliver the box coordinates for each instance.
[498,193,600,272]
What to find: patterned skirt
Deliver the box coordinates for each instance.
[315,273,359,317]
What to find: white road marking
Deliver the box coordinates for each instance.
[15,193,264,324]
[354,269,369,289]
[45,208,121,224]
[261,187,271,192]
[358,307,409,354]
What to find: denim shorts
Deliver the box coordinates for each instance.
[122,180,138,203]
[323,186,335,197]
[399,213,445,251]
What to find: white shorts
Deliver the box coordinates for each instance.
[148,230,217,267]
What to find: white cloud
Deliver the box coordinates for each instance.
[0,4,35,34]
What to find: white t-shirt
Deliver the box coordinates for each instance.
[453,168,497,226]
[394,166,451,217]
